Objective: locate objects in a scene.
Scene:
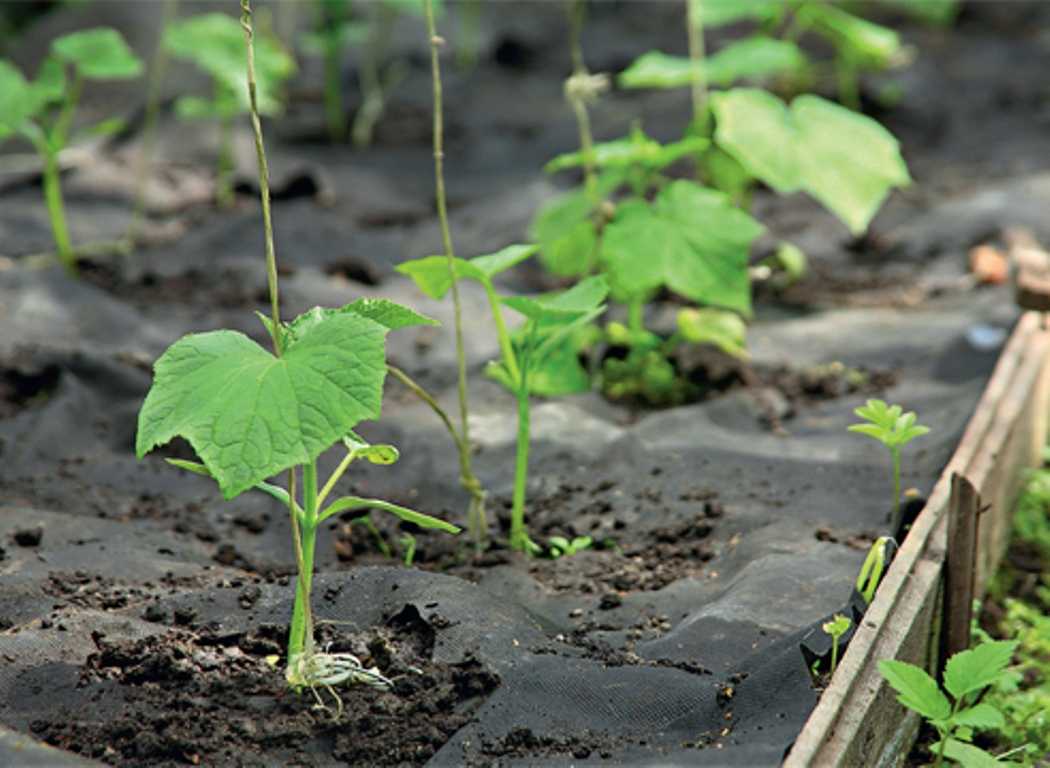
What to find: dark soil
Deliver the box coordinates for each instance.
[0,0,1043,765]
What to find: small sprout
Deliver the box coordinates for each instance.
[822,613,851,677]
[848,399,930,534]
[548,535,593,559]
[400,533,417,567]
[855,535,897,605]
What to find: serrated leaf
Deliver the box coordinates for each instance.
[137,313,388,500]
[502,275,609,322]
[397,245,536,299]
[951,703,1006,732]
[878,659,952,721]
[52,28,143,80]
[341,298,439,330]
[677,308,748,358]
[937,739,1005,768]
[0,61,38,139]
[164,13,293,115]
[711,89,910,234]
[944,640,1019,700]
[599,180,762,314]
[847,424,886,441]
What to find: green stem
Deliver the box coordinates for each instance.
[240,0,283,356]
[482,281,522,384]
[361,515,392,557]
[352,4,393,148]
[686,0,709,136]
[932,697,961,768]
[567,0,598,204]
[216,112,235,208]
[425,0,489,549]
[42,146,75,274]
[837,53,861,111]
[509,383,532,553]
[456,0,481,70]
[628,298,645,335]
[890,445,901,532]
[830,634,839,675]
[129,0,177,243]
[288,465,319,665]
[320,3,346,142]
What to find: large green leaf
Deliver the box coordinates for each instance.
[396,244,538,299]
[950,703,1006,732]
[878,660,952,722]
[0,61,37,139]
[137,312,388,500]
[164,13,294,115]
[51,28,143,80]
[943,640,1018,701]
[599,180,762,314]
[937,739,1005,768]
[620,38,806,90]
[711,89,910,234]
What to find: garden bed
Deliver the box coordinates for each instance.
[3,2,1050,766]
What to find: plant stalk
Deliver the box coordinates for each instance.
[129,0,178,243]
[686,0,710,136]
[424,0,488,548]
[42,147,75,274]
[627,298,645,335]
[216,112,235,208]
[320,2,346,142]
[509,384,532,553]
[567,0,598,204]
[890,446,901,532]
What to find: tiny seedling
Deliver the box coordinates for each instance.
[879,640,1018,768]
[548,535,593,559]
[822,613,851,677]
[400,533,418,566]
[855,535,897,605]
[0,28,142,274]
[848,399,930,534]
[137,2,458,701]
[163,12,294,206]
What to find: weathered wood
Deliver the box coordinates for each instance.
[942,474,978,666]
[784,312,1050,767]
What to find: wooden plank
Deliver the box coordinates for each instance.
[941,474,979,665]
[784,312,1050,767]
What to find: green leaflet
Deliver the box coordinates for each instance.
[529,171,623,278]
[544,130,708,174]
[136,312,389,500]
[677,308,748,358]
[0,62,35,139]
[501,275,610,322]
[937,739,1005,768]
[164,13,294,116]
[697,0,782,27]
[796,4,903,68]
[599,179,762,314]
[943,640,1019,700]
[396,244,538,299]
[711,88,911,234]
[619,37,806,90]
[878,660,952,722]
[51,28,143,80]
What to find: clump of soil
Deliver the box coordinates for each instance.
[31,613,500,767]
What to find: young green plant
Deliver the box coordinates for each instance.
[548,535,593,559]
[822,613,851,677]
[879,640,1018,768]
[848,399,930,534]
[137,2,458,698]
[163,12,294,207]
[0,28,142,274]
[398,248,608,553]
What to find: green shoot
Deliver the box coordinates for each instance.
[822,613,851,677]
[136,2,458,701]
[163,12,294,207]
[848,399,930,533]
[855,535,896,605]
[0,28,142,274]
[879,640,1018,768]
[400,533,418,566]
[549,535,593,559]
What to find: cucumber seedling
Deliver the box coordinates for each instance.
[821,613,851,677]
[164,12,294,206]
[879,640,1017,768]
[399,247,608,554]
[138,2,458,701]
[849,399,930,535]
[0,28,142,274]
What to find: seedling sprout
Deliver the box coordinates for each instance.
[848,399,930,534]
[821,613,851,677]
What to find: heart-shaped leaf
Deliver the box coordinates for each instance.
[52,28,143,80]
[599,179,762,314]
[711,89,910,234]
[137,312,388,499]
